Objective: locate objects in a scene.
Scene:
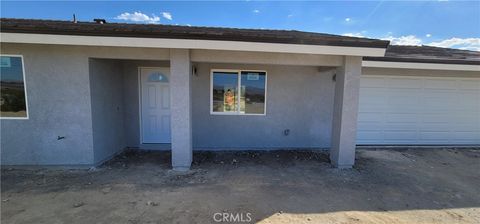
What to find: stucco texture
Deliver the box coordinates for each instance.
[89,59,126,164]
[1,44,94,165]
[0,44,171,166]
[120,62,336,150]
[0,43,341,166]
[192,63,336,149]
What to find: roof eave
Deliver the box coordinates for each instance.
[364,56,480,65]
[0,32,387,57]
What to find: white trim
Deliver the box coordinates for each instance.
[210,69,267,116]
[0,54,29,120]
[362,74,480,81]
[138,67,143,144]
[0,32,386,57]
[237,70,241,115]
[363,60,480,72]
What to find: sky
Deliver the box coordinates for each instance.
[1,1,480,51]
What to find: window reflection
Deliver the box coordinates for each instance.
[212,72,238,112]
[1,56,28,118]
[148,72,169,83]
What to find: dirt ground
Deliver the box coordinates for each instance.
[1,148,479,224]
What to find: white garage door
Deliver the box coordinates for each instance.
[357,75,480,145]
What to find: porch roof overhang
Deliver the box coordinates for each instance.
[0,18,388,57]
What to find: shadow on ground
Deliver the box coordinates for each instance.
[2,148,480,223]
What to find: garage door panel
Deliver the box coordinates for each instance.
[451,123,479,132]
[360,77,386,87]
[357,122,384,131]
[359,100,385,106]
[453,132,479,140]
[424,79,457,89]
[359,89,387,112]
[358,113,383,122]
[387,78,421,88]
[422,103,455,112]
[420,114,451,123]
[418,139,450,144]
[358,106,384,113]
[358,75,480,145]
[384,131,417,140]
[419,123,452,131]
[383,123,418,131]
[360,87,386,95]
[359,99,386,108]
[359,101,386,112]
[452,115,480,124]
[385,105,419,113]
[386,113,418,123]
[387,89,421,97]
[458,81,479,90]
[357,131,383,140]
[419,131,451,140]
[456,92,479,109]
[387,98,420,108]
[423,95,457,110]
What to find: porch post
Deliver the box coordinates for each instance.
[170,49,192,171]
[330,56,362,169]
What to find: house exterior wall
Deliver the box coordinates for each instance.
[192,63,336,149]
[120,62,336,149]
[2,43,476,167]
[0,44,94,165]
[12,43,475,166]
[121,60,169,149]
[89,59,126,164]
[0,43,342,166]
[0,43,171,166]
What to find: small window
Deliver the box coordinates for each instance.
[1,55,28,119]
[148,72,169,83]
[211,70,267,115]
[240,71,266,114]
[212,72,238,112]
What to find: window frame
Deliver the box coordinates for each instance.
[0,54,29,120]
[210,69,267,116]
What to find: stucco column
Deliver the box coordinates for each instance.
[170,49,192,171]
[330,56,362,169]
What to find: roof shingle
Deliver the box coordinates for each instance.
[364,45,480,65]
[1,18,479,65]
[0,18,389,48]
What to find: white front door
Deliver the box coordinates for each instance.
[140,67,171,143]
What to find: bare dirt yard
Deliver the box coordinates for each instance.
[1,148,479,224]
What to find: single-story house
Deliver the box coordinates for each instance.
[1,18,479,170]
